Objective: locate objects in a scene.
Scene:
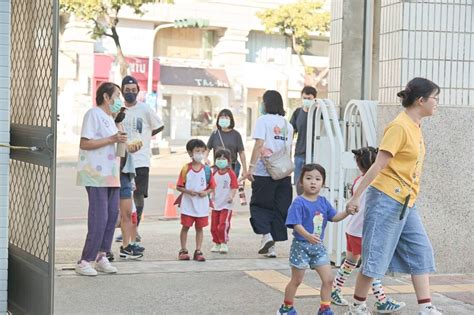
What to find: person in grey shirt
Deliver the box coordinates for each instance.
[289,86,317,195]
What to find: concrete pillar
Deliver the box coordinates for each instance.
[377,0,473,273]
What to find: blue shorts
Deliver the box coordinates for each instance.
[289,238,330,270]
[361,186,436,278]
[120,173,133,199]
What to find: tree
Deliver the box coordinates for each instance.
[257,0,330,72]
[60,0,174,77]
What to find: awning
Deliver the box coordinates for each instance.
[160,65,230,88]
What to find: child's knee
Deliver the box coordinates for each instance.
[181,226,190,232]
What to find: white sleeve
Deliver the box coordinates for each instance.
[252,116,265,140]
[80,110,96,139]
[148,107,163,131]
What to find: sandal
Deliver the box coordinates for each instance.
[178,249,190,261]
[193,250,206,262]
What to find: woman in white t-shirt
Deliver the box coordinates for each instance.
[75,82,128,276]
[245,90,294,258]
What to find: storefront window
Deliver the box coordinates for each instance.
[191,95,219,136]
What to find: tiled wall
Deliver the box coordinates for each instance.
[328,0,343,106]
[378,0,473,273]
[0,0,9,312]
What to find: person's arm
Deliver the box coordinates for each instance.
[345,150,393,212]
[79,133,126,150]
[293,224,320,244]
[176,186,197,196]
[246,139,264,181]
[151,125,164,136]
[239,150,247,179]
[331,208,352,222]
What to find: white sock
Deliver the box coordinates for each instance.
[419,302,433,310]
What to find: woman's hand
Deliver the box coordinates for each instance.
[345,195,360,214]
[112,132,127,143]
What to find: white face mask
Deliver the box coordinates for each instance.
[302,99,314,108]
[193,153,205,163]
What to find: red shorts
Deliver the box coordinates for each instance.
[346,233,362,256]
[181,214,208,228]
[131,212,138,225]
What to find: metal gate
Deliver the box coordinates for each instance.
[8,0,58,314]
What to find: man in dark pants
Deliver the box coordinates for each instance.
[115,76,164,242]
[289,86,317,195]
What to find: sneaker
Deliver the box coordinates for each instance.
[344,303,371,315]
[95,256,118,273]
[119,244,143,259]
[277,304,297,315]
[135,233,142,242]
[131,243,145,253]
[375,298,406,313]
[258,233,275,254]
[265,245,277,258]
[318,307,334,315]
[331,289,349,306]
[179,249,190,260]
[75,260,97,276]
[417,305,442,315]
[106,251,115,262]
[219,244,229,254]
[193,250,206,262]
[115,234,122,242]
[211,243,221,252]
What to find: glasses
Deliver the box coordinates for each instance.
[427,96,439,102]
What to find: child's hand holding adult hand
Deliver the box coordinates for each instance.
[346,195,360,214]
[307,234,321,244]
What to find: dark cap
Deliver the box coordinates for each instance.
[121,75,139,91]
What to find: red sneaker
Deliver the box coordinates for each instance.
[193,250,206,262]
[178,249,190,261]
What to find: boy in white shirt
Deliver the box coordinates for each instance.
[175,139,216,262]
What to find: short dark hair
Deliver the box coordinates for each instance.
[214,148,231,162]
[301,86,317,98]
[397,77,440,108]
[352,146,378,173]
[216,108,235,130]
[186,139,207,153]
[96,82,120,105]
[299,163,326,185]
[262,90,285,116]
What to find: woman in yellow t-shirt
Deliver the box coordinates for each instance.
[344,78,442,315]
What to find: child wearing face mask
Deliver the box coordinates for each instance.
[210,148,239,254]
[175,139,216,262]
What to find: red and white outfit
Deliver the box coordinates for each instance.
[345,175,367,255]
[176,163,215,228]
[211,168,238,244]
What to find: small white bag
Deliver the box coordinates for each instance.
[262,120,294,180]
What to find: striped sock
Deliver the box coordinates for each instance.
[319,301,331,311]
[371,279,387,302]
[283,300,293,308]
[332,259,357,291]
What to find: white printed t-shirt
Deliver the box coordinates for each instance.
[76,107,120,187]
[122,102,163,168]
[345,176,367,238]
[176,163,216,217]
[213,168,239,211]
[252,114,294,177]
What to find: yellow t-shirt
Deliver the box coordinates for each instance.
[371,111,425,207]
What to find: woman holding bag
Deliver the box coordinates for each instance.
[207,108,247,178]
[244,90,294,258]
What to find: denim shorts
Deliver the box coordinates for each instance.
[289,238,330,270]
[120,173,133,199]
[361,186,436,278]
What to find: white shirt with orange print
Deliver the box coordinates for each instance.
[213,168,239,211]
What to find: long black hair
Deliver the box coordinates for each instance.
[262,90,285,116]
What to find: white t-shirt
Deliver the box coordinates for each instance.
[176,163,216,217]
[252,114,294,177]
[122,102,163,168]
[76,107,120,187]
[213,168,239,211]
[345,176,367,237]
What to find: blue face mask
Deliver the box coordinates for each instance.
[259,102,266,115]
[215,159,228,169]
[302,99,314,108]
[124,92,137,104]
[218,118,231,129]
[110,98,123,114]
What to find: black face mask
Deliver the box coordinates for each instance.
[124,92,138,103]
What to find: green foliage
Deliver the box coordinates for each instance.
[257,0,330,55]
[60,0,174,39]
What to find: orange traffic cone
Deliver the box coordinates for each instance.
[160,182,178,220]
